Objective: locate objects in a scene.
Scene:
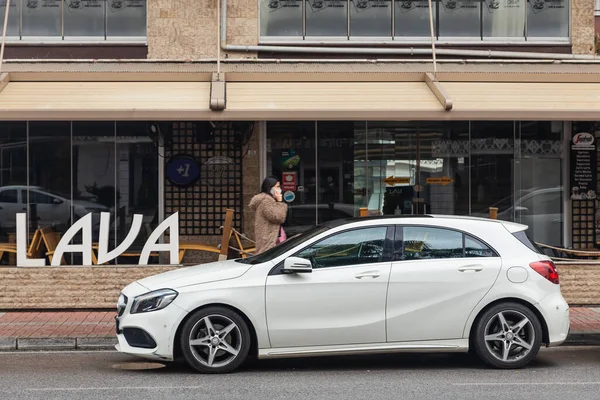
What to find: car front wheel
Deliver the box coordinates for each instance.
[473,302,542,369]
[181,306,251,374]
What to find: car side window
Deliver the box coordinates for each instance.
[401,226,497,260]
[0,190,17,203]
[465,235,496,258]
[296,227,388,269]
[402,227,463,260]
[29,191,55,204]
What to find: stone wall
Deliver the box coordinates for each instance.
[0,262,596,310]
[573,0,596,54]
[147,0,258,59]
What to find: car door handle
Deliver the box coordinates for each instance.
[458,265,483,272]
[355,270,381,279]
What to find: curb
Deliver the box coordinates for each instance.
[0,337,118,351]
[562,333,600,347]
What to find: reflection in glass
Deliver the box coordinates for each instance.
[0,0,20,37]
[260,0,303,37]
[107,0,148,37]
[526,0,568,38]
[482,0,524,39]
[306,0,348,36]
[0,123,26,246]
[350,0,392,37]
[28,122,72,262]
[22,0,62,37]
[438,0,480,38]
[394,0,435,38]
[317,122,356,224]
[115,122,159,261]
[403,226,464,259]
[64,0,105,37]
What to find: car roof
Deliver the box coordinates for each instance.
[320,214,527,233]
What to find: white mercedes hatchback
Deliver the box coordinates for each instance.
[115,215,570,373]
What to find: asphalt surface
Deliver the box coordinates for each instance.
[0,347,598,400]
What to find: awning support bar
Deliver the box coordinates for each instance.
[425,72,452,111]
[0,73,8,94]
[210,72,226,111]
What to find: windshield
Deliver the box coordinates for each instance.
[236,225,331,265]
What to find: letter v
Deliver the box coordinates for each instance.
[96,212,143,265]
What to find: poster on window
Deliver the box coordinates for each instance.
[23,0,62,37]
[260,0,303,37]
[570,128,597,200]
[107,0,147,37]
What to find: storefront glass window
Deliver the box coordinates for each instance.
[350,0,392,37]
[64,0,105,37]
[22,0,62,37]
[0,123,27,248]
[0,0,19,37]
[438,0,480,38]
[260,0,303,37]
[116,122,159,252]
[482,0,525,39]
[526,0,569,38]
[106,0,148,37]
[305,0,348,36]
[394,0,435,38]
[267,120,564,248]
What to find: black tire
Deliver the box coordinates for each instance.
[472,302,542,369]
[181,306,251,374]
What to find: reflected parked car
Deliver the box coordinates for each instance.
[115,215,569,373]
[0,185,109,233]
[282,203,360,237]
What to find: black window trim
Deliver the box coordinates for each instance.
[269,224,395,276]
[392,224,500,261]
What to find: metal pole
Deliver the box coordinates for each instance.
[217,0,221,74]
[0,0,11,74]
[427,0,436,76]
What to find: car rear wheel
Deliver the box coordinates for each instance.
[181,306,251,374]
[473,302,542,369]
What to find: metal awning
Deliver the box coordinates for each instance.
[0,79,212,120]
[225,81,446,120]
[442,82,600,120]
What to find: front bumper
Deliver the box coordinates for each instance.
[114,292,188,362]
[535,290,570,347]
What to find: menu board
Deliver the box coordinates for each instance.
[570,128,597,201]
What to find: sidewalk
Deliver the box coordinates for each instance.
[0,307,599,351]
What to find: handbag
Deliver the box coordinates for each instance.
[276,226,287,244]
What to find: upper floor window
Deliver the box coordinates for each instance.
[260,0,569,42]
[0,0,146,41]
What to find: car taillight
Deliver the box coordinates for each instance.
[529,260,559,284]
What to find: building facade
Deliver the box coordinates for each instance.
[1,0,600,309]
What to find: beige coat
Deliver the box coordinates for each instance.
[249,193,288,254]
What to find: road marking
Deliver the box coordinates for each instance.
[456,382,600,386]
[23,386,207,392]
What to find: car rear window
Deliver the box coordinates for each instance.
[513,230,543,254]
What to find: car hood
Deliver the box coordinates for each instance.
[135,259,252,291]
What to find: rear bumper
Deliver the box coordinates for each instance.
[535,291,570,347]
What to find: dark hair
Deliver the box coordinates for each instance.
[261,176,279,194]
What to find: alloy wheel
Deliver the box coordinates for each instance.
[188,314,242,368]
[483,310,535,363]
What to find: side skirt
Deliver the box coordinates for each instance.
[258,339,469,359]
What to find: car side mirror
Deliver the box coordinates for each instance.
[282,257,312,274]
[52,198,63,204]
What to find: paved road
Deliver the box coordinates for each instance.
[0,347,598,400]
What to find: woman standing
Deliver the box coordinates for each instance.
[249,176,288,254]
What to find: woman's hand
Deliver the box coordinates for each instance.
[274,191,283,202]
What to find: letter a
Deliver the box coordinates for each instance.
[139,212,179,265]
[52,213,93,266]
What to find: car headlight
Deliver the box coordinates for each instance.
[130,289,178,314]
